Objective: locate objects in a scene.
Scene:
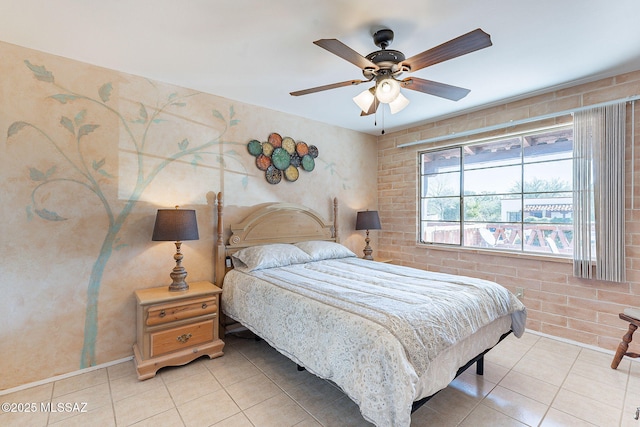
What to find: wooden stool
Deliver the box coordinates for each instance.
[611,308,640,369]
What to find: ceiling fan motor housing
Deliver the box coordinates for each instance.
[366,49,405,64]
[364,29,406,79]
[363,50,405,79]
[372,28,394,49]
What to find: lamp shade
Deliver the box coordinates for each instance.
[375,76,400,104]
[353,87,376,113]
[389,92,410,114]
[355,210,381,231]
[152,209,199,241]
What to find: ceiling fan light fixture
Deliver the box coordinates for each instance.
[375,76,400,104]
[389,92,410,114]
[353,87,376,113]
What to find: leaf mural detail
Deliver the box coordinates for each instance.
[29,167,46,181]
[50,94,79,104]
[61,116,75,135]
[78,124,99,139]
[324,162,337,175]
[178,138,189,151]
[92,158,106,171]
[7,121,28,138]
[212,109,224,121]
[191,153,203,168]
[97,169,114,178]
[139,103,148,122]
[75,110,87,125]
[45,166,57,179]
[98,83,112,102]
[24,60,54,83]
[228,106,238,126]
[35,208,67,221]
[28,166,56,182]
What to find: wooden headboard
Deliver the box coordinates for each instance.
[214,192,339,286]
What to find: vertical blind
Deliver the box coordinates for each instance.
[572,102,626,282]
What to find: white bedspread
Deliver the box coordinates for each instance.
[222,258,526,427]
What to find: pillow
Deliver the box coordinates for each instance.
[294,240,357,261]
[231,243,312,272]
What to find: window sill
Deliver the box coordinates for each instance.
[416,242,573,264]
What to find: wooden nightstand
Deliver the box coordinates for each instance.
[133,281,224,380]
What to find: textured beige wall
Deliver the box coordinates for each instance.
[377,70,640,353]
[0,41,377,390]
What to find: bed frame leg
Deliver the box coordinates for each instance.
[297,364,305,372]
[476,356,484,375]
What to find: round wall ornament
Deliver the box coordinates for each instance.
[246,133,319,184]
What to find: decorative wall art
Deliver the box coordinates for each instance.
[247,132,319,184]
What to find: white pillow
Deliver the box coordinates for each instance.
[294,241,356,261]
[231,243,312,272]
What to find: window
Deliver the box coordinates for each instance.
[419,126,574,256]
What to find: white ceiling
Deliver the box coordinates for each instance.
[2,1,640,135]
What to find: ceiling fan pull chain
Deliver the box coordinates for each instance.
[374,97,378,127]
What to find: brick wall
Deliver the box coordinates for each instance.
[376,70,640,353]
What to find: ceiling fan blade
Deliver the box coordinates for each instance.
[400,77,470,101]
[402,28,492,72]
[290,79,367,96]
[314,39,379,70]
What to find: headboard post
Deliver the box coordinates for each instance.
[333,197,339,243]
[214,192,225,287]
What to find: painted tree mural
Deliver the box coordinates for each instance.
[6,60,245,368]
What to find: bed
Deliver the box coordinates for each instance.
[213,193,527,427]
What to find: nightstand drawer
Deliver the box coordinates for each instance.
[150,320,214,357]
[146,296,217,326]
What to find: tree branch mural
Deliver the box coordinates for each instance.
[6,60,246,368]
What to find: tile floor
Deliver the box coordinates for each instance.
[1,331,640,426]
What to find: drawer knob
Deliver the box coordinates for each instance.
[202,303,208,309]
[159,310,166,318]
[177,333,192,343]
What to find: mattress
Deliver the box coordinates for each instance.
[222,257,526,427]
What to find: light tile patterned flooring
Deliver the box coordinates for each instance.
[2,331,640,426]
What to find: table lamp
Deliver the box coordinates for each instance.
[355,210,381,260]
[152,206,199,291]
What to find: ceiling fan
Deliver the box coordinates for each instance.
[290,28,492,116]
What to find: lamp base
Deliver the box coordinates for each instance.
[362,248,374,261]
[168,266,188,292]
[362,231,374,260]
[168,241,189,291]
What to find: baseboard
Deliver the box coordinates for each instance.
[524,328,634,360]
[0,356,134,396]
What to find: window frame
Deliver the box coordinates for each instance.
[418,124,574,257]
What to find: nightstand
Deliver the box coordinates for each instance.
[133,281,224,380]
